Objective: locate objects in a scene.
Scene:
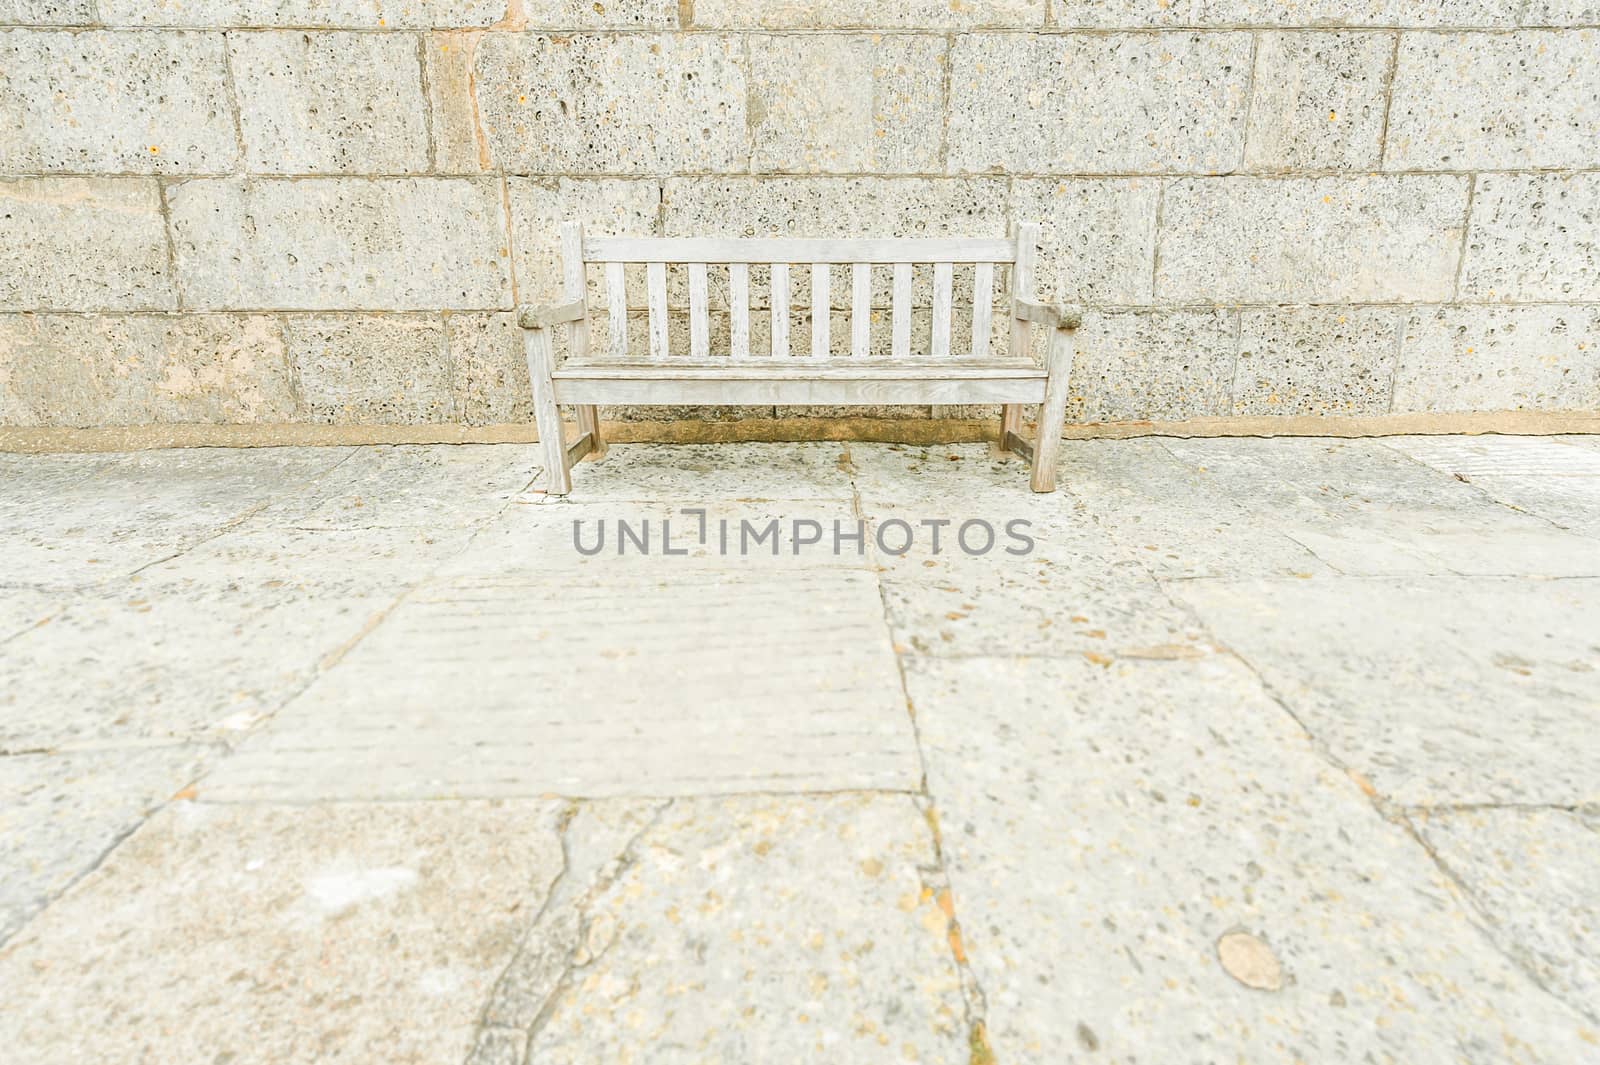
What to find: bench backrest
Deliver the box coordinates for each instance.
[557,221,1041,364]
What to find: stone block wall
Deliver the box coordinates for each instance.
[0,2,1596,430]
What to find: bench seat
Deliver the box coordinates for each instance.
[551,360,1047,406]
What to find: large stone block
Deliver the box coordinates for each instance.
[167,178,512,310]
[694,0,1043,28]
[1052,0,1515,27]
[506,177,661,307]
[0,178,175,311]
[747,34,944,174]
[0,1,94,25]
[286,314,453,423]
[472,33,747,173]
[1010,178,1159,304]
[1460,172,1600,302]
[96,0,505,27]
[1155,176,1469,304]
[1065,309,1238,423]
[1385,31,1600,170]
[1232,307,1400,416]
[1394,305,1600,414]
[520,0,677,27]
[0,30,236,173]
[448,311,531,425]
[0,313,294,426]
[948,33,1251,174]
[1523,1,1600,23]
[423,31,488,173]
[229,31,429,174]
[1243,31,1390,171]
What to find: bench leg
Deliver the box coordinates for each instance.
[523,324,572,495]
[994,404,1025,459]
[576,404,606,462]
[1030,326,1072,493]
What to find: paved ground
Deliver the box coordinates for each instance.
[2,434,1598,1064]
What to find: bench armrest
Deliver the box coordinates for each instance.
[1012,299,1083,331]
[517,299,588,330]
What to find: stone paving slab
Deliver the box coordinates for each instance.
[200,568,920,801]
[521,795,969,1065]
[256,443,540,530]
[0,799,565,1065]
[442,497,879,574]
[1160,437,1600,578]
[0,744,208,944]
[1411,805,1600,1028]
[559,442,857,501]
[0,578,393,749]
[0,446,353,590]
[905,653,1598,1064]
[1051,439,1337,579]
[1172,576,1600,807]
[1383,435,1600,534]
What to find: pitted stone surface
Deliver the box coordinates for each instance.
[0,313,295,426]
[1385,31,1600,170]
[1394,305,1600,414]
[0,800,566,1065]
[96,0,507,27]
[747,34,945,173]
[1173,576,1600,806]
[1052,0,1516,27]
[1243,31,1389,171]
[0,745,209,943]
[0,30,237,173]
[473,34,748,174]
[167,177,513,311]
[1064,309,1237,423]
[1156,175,1469,303]
[229,31,429,174]
[1009,178,1159,304]
[1460,172,1600,303]
[1412,806,1600,1026]
[523,795,969,1064]
[905,653,1597,1064]
[285,314,453,424]
[507,177,662,307]
[1231,306,1400,417]
[947,32,1252,175]
[695,0,1043,29]
[0,1,95,23]
[0,178,174,312]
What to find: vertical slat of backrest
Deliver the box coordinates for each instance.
[810,263,830,358]
[771,263,790,357]
[561,221,590,360]
[931,262,953,358]
[729,262,750,359]
[891,263,912,359]
[851,263,870,357]
[970,261,994,359]
[1010,222,1039,360]
[605,261,626,359]
[688,262,709,359]
[646,261,668,359]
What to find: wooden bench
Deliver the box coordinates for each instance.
[519,221,1080,494]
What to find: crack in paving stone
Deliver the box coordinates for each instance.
[464,799,672,1065]
[844,441,997,1063]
